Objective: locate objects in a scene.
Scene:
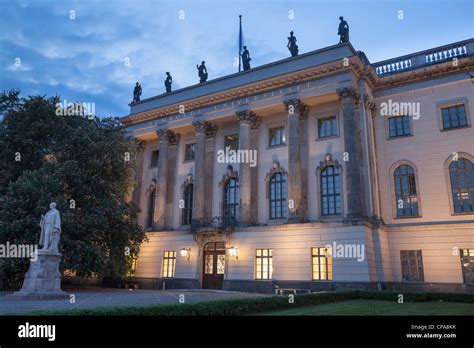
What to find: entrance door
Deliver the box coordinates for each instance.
[202,242,226,289]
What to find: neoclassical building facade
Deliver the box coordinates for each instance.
[120,38,474,293]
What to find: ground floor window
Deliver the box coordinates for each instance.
[461,249,474,283]
[162,251,176,278]
[312,247,333,280]
[400,250,424,282]
[255,249,273,280]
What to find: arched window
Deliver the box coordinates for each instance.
[223,178,239,222]
[394,164,419,217]
[449,158,474,213]
[147,188,156,227]
[269,173,287,219]
[182,183,194,225]
[321,165,341,215]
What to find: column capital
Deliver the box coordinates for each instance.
[363,94,377,118]
[236,110,261,129]
[336,87,361,105]
[192,120,217,138]
[283,98,308,118]
[156,129,180,145]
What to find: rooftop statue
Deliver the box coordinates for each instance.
[164,72,172,93]
[241,46,251,71]
[338,16,349,43]
[197,61,208,83]
[287,31,299,57]
[132,82,142,103]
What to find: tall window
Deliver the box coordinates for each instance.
[255,249,273,280]
[460,249,474,283]
[389,115,411,137]
[162,251,176,278]
[400,250,424,282]
[318,116,337,138]
[224,134,239,151]
[223,178,239,222]
[184,143,195,161]
[449,158,474,213]
[441,104,468,130]
[312,247,333,280]
[269,173,286,219]
[146,188,155,227]
[150,150,159,168]
[182,183,194,225]
[394,164,419,217]
[321,166,341,215]
[268,126,285,147]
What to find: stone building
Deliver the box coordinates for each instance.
[120,38,474,293]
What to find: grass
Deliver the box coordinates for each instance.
[257,299,474,316]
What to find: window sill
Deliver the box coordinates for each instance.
[393,215,422,219]
[316,135,339,141]
[440,124,470,132]
[386,134,413,140]
[182,159,195,164]
[266,143,287,150]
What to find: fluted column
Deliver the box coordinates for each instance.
[283,98,307,222]
[192,120,217,220]
[236,110,260,224]
[154,129,180,228]
[337,87,365,218]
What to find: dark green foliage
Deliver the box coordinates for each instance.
[0,90,146,288]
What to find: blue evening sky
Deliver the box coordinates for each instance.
[1,0,473,117]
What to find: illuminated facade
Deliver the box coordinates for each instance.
[120,38,474,293]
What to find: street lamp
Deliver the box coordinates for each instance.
[180,248,190,260]
[228,246,239,260]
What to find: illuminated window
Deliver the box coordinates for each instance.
[388,115,411,137]
[255,249,273,280]
[269,126,285,147]
[321,166,341,215]
[400,250,424,282]
[442,104,468,130]
[449,158,474,213]
[461,249,474,283]
[394,164,419,217]
[184,143,195,161]
[224,134,239,151]
[269,173,286,219]
[162,251,176,278]
[318,116,337,138]
[312,247,332,280]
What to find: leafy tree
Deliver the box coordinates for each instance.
[0,90,146,288]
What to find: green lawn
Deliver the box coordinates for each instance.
[257,299,474,316]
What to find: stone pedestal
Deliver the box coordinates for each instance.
[10,250,68,300]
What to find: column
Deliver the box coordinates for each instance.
[165,133,180,227]
[283,98,307,222]
[154,129,179,228]
[337,87,365,218]
[236,110,260,224]
[192,120,217,220]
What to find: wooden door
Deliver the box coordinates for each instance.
[202,242,226,289]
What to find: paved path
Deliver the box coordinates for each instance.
[0,288,266,315]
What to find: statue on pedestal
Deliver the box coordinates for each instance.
[132,82,142,103]
[197,61,208,83]
[241,46,251,71]
[338,16,349,43]
[287,31,299,57]
[164,72,172,93]
[11,202,68,300]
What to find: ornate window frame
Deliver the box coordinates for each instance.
[264,161,288,222]
[145,179,157,228]
[180,174,194,225]
[219,165,239,220]
[444,152,474,215]
[315,154,344,219]
[389,160,423,219]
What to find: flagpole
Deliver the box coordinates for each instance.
[238,15,242,72]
